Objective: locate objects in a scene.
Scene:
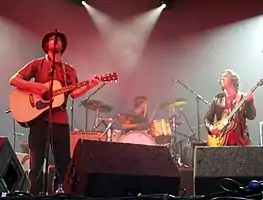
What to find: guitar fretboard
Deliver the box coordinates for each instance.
[53,80,89,96]
[226,82,260,121]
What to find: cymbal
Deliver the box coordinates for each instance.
[160,97,187,109]
[81,99,112,112]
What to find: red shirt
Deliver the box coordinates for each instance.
[224,94,237,144]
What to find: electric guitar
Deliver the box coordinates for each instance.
[207,78,263,147]
[9,72,118,128]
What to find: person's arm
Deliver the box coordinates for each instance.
[244,91,256,120]
[121,122,148,131]
[67,67,100,99]
[204,98,216,135]
[9,60,48,95]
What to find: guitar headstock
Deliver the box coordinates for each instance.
[257,78,263,87]
[100,72,118,83]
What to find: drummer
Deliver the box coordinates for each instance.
[121,96,149,133]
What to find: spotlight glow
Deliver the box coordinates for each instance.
[81,1,86,6]
[160,3,166,9]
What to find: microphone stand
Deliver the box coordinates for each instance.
[174,79,209,141]
[4,109,17,150]
[70,98,74,130]
[99,114,120,141]
[79,83,107,130]
[92,118,107,131]
[43,29,59,195]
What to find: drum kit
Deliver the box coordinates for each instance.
[70,97,193,168]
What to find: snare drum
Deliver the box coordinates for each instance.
[119,130,156,146]
[150,119,172,144]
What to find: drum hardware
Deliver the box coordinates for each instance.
[167,135,188,168]
[92,117,108,131]
[168,108,184,133]
[178,111,205,144]
[70,98,74,130]
[4,108,19,150]
[79,83,108,130]
[167,107,189,168]
[80,99,113,130]
[173,79,209,141]
[98,114,121,142]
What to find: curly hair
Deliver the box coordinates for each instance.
[218,69,240,91]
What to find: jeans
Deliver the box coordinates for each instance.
[28,121,71,195]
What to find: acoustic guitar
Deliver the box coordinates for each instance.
[9,72,118,128]
[207,78,263,147]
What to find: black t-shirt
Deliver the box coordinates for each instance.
[123,110,148,133]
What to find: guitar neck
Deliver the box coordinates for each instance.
[226,98,246,121]
[226,84,259,121]
[53,80,89,96]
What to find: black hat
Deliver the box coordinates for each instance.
[41,31,67,54]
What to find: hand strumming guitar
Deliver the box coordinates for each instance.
[31,82,49,96]
[210,125,219,137]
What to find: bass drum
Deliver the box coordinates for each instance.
[119,130,156,146]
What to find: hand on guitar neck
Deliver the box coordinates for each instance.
[244,90,254,102]
[88,75,100,89]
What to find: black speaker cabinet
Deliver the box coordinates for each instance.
[64,140,180,198]
[0,137,30,193]
[194,146,263,195]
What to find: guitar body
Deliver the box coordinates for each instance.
[206,112,236,147]
[9,80,65,128]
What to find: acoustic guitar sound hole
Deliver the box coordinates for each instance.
[42,92,50,101]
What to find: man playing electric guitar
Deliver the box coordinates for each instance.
[204,69,256,146]
[9,31,100,195]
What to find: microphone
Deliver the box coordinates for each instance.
[52,28,59,54]
[4,108,10,114]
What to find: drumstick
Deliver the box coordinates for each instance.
[144,102,147,117]
[148,108,156,124]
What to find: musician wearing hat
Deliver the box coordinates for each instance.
[9,31,100,195]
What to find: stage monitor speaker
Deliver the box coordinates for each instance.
[194,146,263,195]
[0,137,30,193]
[64,139,180,198]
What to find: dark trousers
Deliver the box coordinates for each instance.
[28,121,71,195]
